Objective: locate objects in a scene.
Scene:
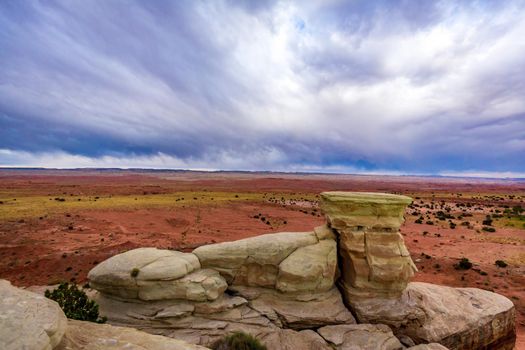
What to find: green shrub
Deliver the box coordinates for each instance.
[131,268,140,277]
[482,226,496,232]
[454,257,472,270]
[45,282,106,323]
[211,332,267,350]
[495,260,508,268]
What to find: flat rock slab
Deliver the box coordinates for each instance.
[318,324,404,350]
[348,282,516,350]
[320,191,412,230]
[57,319,208,349]
[248,287,355,329]
[0,279,67,350]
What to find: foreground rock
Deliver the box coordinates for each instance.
[0,279,67,350]
[318,324,404,350]
[348,282,516,350]
[89,285,354,349]
[57,319,207,350]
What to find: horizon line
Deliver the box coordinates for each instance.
[1,166,524,181]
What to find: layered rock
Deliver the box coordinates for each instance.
[0,279,67,350]
[57,319,207,350]
[276,239,337,293]
[317,324,404,350]
[88,247,227,301]
[348,282,516,350]
[320,191,417,299]
[84,231,349,349]
[88,285,355,348]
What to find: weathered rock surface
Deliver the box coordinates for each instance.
[85,282,353,349]
[57,319,208,350]
[240,287,355,329]
[276,239,337,293]
[321,191,417,299]
[317,324,404,350]
[0,279,67,350]
[407,344,450,350]
[136,269,228,302]
[88,248,227,301]
[193,231,318,286]
[348,282,516,350]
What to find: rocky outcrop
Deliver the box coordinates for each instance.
[232,286,355,329]
[276,239,337,293]
[320,191,417,299]
[8,191,515,350]
[348,282,516,350]
[408,345,450,350]
[88,248,227,301]
[87,285,355,348]
[57,319,207,349]
[0,279,67,350]
[0,279,206,350]
[193,230,338,293]
[317,324,404,350]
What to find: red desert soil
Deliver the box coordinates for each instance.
[0,169,524,348]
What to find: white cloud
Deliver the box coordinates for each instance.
[0,1,524,172]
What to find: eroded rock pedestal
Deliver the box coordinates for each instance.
[320,191,417,299]
[321,191,516,350]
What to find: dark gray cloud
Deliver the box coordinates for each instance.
[1,0,525,175]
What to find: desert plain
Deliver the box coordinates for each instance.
[0,169,524,348]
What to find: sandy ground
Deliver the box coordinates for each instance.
[0,169,524,348]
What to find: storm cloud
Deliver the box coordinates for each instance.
[1,0,525,175]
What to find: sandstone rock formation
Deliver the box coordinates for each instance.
[88,247,227,301]
[0,279,67,350]
[87,283,355,348]
[193,231,329,290]
[320,191,417,299]
[0,278,213,350]
[348,282,516,350]
[81,229,355,349]
[4,191,516,350]
[58,319,207,350]
[317,324,404,350]
[320,192,516,350]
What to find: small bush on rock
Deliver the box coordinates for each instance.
[211,332,267,350]
[45,282,106,323]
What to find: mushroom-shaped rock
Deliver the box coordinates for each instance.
[88,248,226,301]
[320,191,416,298]
[193,231,318,287]
[0,279,67,350]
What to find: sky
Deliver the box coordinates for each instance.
[1,0,525,177]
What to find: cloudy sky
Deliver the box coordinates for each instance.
[1,1,525,176]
